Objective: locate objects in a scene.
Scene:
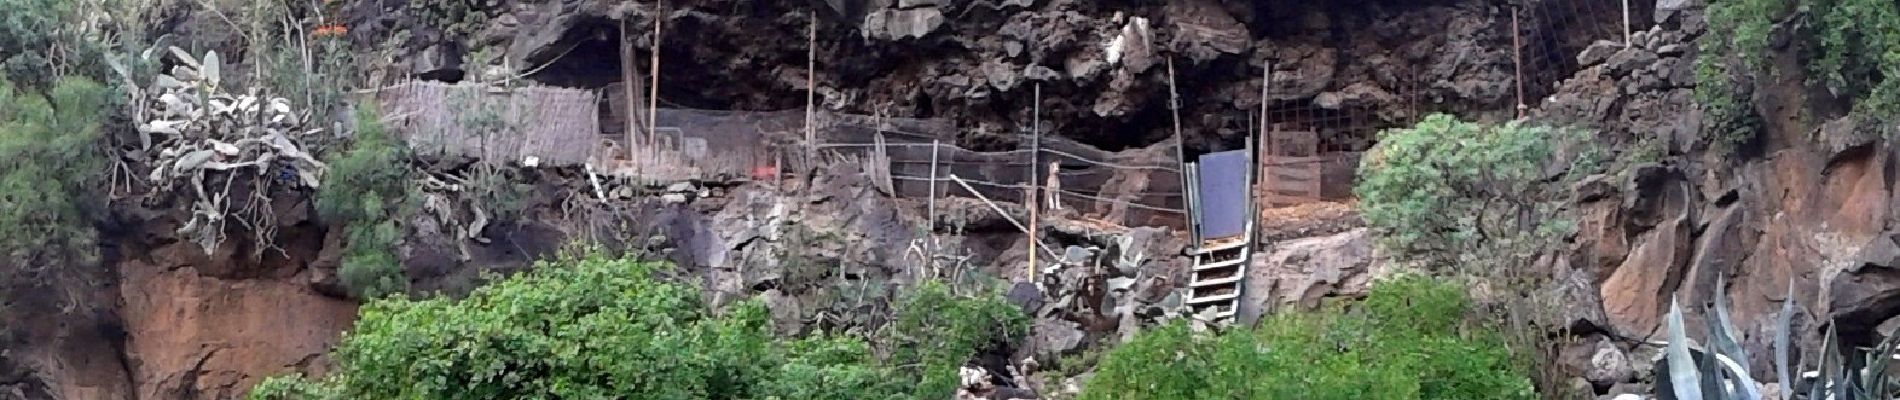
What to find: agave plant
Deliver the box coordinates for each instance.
[1657,280,1900,400]
[1656,276,1764,400]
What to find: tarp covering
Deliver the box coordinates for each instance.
[373,81,1197,228]
[376,81,603,166]
[1195,150,1250,239]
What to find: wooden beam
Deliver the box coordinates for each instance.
[650,0,664,145]
[805,11,818,169]
[1028,82,1040,281]
[620,18,643,164]
[1167,57,1190,236]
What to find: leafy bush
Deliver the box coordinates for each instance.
[317,104,411,298]
[1696,0,1782,149]
[1355,114,1587,270]
[883,280,1030,396]
[0,0,109,90]
[250,251,1025,399]
[0,76,112,259]
[1811,0,1900,124]
[1699,0,1900,145]
[1082,276,1535,400]
[1356,114,1594,395]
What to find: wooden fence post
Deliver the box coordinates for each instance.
[649,0,663,147]
[804,11,817,170]
[1027,83,1041,281]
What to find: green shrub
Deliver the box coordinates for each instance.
[1355,114,1590,394]
[1812,0,1900,124]
[0,0,109,90]
[1355,114,1586,270]
[1699,0,1900,145]
[1082,276,1534,400]
[249,250,1025,400]
[317,104,412,298]
[0,76,112,259]
[1697,0,1784,149]
[883,280,1030,396]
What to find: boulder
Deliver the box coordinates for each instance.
[1578,40,1624,66]
[1164,0,1250,63]
[1818,116,1879,162]
[1030,319,1086,358]
[1600,212,1692,337]
[1828,264,1900,342]
[1242,228,1377,313]
[1605,48,1659,78]
[1548,255,1612,333]
[1584,336,1636,389]
[1597,168,1697,339]
[863,7,946,41]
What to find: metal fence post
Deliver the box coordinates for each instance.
[926,139,940,270]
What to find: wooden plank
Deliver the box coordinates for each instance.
[1258,129,1323,209]
[1267,168,1321,181]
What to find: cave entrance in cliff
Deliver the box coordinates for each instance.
[520,14,762,144]
[518,18,625,90]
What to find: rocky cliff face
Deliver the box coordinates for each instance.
[1,0,1761,399]
[356,0,1612,152]
[1536,0,1900,393]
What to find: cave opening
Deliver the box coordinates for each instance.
[520,18,623,90]
[520,16,742,111]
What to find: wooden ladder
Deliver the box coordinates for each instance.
[1181,139,1259,322]
[1185,232,1253,319]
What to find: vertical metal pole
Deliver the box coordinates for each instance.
[928,140,940,223]
[1027,83,1041,281]
[1258,62,1271,230]
[927,139,940,268]
[1258,63,1271,185]
[1512,7,1527,120]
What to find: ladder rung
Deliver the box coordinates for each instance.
[1190,274,1244,288]
[1193,244,1254,255]
[1194,239,1250,254]
[1186,292,1240,305]
[1193,258,1247,271]
[1189,303,1238,320]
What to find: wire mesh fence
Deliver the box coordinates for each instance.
[365,0,1640,230]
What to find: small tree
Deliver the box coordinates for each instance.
[1355,113,1589,272]
[0,0,109,90]
[0,76,112,261]
[1355,114,1597,395]
[316,104,411,298]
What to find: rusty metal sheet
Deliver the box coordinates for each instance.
[1194,150,1250,240]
